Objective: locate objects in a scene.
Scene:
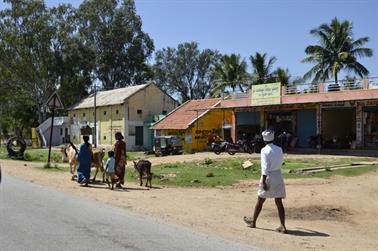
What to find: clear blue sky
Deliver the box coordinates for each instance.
[1,0,377,79]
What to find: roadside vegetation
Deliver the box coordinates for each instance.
[125,157,378,187]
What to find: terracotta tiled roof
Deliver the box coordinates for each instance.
[152,98,221,130]
[220,98,249,108]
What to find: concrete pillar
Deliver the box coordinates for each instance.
[356,105,363,148]
[316,104,322,135]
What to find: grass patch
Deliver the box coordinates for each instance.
[125,157,378,187]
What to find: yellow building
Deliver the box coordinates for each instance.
[152,98,234,152]
[68,83,178,149]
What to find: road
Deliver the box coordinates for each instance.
[0,176,260,251]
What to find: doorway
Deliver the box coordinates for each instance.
[136,126,144,146]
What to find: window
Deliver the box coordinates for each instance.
[60,128,63,136]
[104,111,107,116]
[83,113,86,117]
[103,136,106,140]
[73,113,76,117]
[116,110,119,115]
[137,109,142,115]
[162,110,167,115]
[129,126,136,136]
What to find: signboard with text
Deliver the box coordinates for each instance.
[251,82,281,106]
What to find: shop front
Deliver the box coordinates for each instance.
[321,102,356,149]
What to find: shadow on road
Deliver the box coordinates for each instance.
[255,227,330,237]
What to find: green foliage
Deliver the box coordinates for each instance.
[250,52,277,85]
[302,17,373,83]
[77,0,154,89]
[211,54,248,96]
[203,157,213,165]
[153,41,220,102]
[125,157,377,187]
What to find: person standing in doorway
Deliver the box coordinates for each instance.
[244,129,287,234]
[114,132,127,189]
[77,136,92,186]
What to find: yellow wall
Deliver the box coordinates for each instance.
[160,109,233,152]
[68,84,177,146]
[128,84,177,121]
[68,104,124,145]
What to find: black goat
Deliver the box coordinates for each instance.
[133,160,152,188]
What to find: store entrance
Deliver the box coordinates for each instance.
[363,107,378,148]
[322,108,356,149]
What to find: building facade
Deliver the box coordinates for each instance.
[68,83,178,149]
[153,78,378,151]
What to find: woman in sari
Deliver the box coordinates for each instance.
[77,136,92,186]
[114,132,127,188]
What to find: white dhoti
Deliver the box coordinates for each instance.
[257,170,286,198]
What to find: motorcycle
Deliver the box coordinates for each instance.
[226,139,253,155]
[251,134,265,153]
[211,141,231,155]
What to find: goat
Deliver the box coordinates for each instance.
[133,160,152,188]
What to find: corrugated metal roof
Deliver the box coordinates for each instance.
[70,84,149,110]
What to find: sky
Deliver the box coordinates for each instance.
[1,0,377,80]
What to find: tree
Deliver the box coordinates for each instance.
[250,52,277,85]
[302,17,373,84]
[153,42,220,102]
[77,0,154,90]
[275,67,291,87]
[210,54,248,97]
[0,0,58,124]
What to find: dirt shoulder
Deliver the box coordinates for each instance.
[1,158,378,251]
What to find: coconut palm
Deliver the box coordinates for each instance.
[250,52,277,85]
[302,17,373,84]
[211,54,248,96]
[275,67,291,86]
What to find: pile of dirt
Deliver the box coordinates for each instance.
[276,205,352,221]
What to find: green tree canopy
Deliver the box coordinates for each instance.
[153,42,220,102]
[302,17,373,84]
[210,54,248,97]
[77,0,154,90]
[250,52,277,85]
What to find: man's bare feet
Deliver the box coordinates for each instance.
[243,216,256,228]
[275,225,288,234]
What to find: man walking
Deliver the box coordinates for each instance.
[244,129,287,233]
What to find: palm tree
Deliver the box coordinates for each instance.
[211,54,248,97]
[302,17,373,84]
[275,67,291,86]
[250,52,277,85]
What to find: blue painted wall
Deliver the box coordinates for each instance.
[297,109,317,148]
[236,112,260,125]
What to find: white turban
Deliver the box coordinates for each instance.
[262,130,275,142]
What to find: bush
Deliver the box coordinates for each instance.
[23,152,32,161]
[203,158,213,165]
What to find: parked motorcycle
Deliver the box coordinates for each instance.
[211,141,230,155]
[226,139,253,155]
[251,134,265,153]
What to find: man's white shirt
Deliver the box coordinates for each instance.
[260,143,283,175]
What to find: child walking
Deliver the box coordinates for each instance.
[105,151,116,190]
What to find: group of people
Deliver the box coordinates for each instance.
[76,132,127,190]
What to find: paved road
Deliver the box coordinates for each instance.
[0,176,261,251]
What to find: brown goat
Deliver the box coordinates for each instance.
[133,160,152,188]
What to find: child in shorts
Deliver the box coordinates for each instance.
[105,151,116,190]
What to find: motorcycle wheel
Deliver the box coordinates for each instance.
[227,146,236,155]
[213,146,222,155]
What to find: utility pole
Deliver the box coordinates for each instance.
[93,83,97,147]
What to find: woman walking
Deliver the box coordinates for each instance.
[244,129,287,233]
[114,132,127,188]
[77,136,92,186]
